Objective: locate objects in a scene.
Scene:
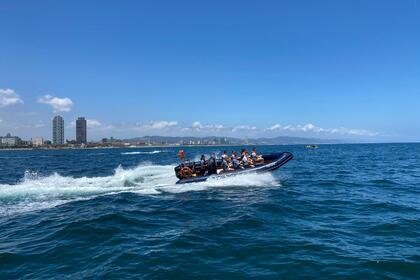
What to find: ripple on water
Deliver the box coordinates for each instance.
[0,144,420,278]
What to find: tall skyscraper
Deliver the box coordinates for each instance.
[76,117,87,144]
[52,115,64,145]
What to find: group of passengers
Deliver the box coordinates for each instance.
[199,148,264,174]
[222,148,264,172]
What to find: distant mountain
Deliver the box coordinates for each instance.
[124,135,341,145]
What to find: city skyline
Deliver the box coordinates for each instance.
[0,115,89,145]
[0,1,419,142]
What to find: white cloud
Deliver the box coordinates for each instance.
[37,95,73,112]
[143,121,178,130]
[62,119,377,139]
[344,128,378,137]
[102,124,115,130]
[232,125,257,132]
[213,124,224,130]
[192,121,203,129]
[267,123,377,137]
[191,121,224,131]
[87,119,102,128]
[268,124,282,131]
[0,89,23,107]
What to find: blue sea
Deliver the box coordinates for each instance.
[0,144,419,279]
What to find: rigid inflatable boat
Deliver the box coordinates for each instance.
[174,152,293,184]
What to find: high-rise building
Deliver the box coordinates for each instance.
[76,117,87,144]
[52,115,64,145]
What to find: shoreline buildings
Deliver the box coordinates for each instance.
[31,137,44,147]
[0,133,22,147]
[52,115,64,145]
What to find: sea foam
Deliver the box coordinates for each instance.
[0,164,279,216]
[121,150,166,155]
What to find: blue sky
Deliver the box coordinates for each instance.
[0,0,419,141]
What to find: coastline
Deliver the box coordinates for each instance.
[1,142,419,152]
[0,143,305,151]
[0,144,245,151]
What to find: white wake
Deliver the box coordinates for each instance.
[0,164,280,216]
[121,150,166,155]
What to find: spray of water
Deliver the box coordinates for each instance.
[121,150,167,155]
[0,164,280,216]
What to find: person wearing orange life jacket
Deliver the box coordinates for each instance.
[177,150,195,178]
[178,150,185,162]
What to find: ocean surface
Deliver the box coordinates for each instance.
[0,144,419,279]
